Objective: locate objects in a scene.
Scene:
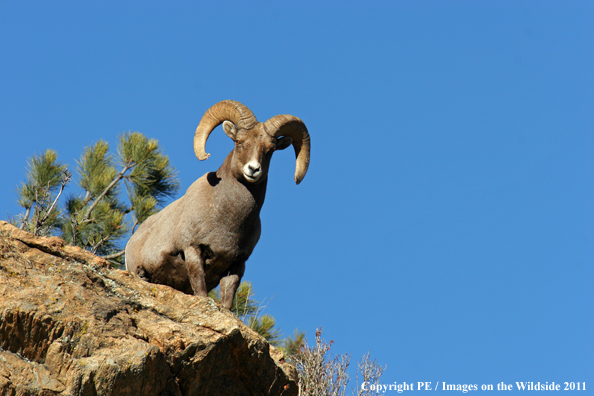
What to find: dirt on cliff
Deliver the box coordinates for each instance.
[0,221,297,396]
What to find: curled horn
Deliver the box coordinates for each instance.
[264,115,311,184]
[194,100,258,160]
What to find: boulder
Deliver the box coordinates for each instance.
[0,221,298,395]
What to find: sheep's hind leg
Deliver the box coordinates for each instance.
[220,261,245,310]
[185,246,208,298]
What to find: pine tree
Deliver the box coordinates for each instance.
[281,329,306,356]
[247,314,282,346]
[14,132,179,264]
[15,149,70,236]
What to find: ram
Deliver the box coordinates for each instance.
[125,100,310,309]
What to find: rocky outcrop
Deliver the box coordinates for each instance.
[0,221,297,396]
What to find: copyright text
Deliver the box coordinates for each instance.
[361,381,587,393]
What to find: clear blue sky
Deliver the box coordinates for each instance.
[1,2,592,392]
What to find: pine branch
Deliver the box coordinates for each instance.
[131,219,139,234]
[32,187,43,235]
[38,171,71,228]
[102,250,125,260]
[91,232,114,253]
[82,190,91,205]
[82,163,134,223]
[19,206,31,230]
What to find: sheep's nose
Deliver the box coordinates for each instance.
[243,162,262,181]
[248,163,260,174]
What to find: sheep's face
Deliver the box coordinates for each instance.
[223,121,292,184]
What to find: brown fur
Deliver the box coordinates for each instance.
[125,124,292,309]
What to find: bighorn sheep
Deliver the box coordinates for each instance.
[125,100,310,309]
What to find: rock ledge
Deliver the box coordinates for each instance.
[0,221,297,396]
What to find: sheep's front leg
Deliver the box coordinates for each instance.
[220,261,245,309]
[185,246,208,297]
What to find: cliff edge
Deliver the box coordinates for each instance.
[0,221,297,396]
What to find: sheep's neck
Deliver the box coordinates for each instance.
[215,152,268,212]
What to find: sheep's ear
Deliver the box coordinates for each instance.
[276,136,293,151]
[222,121,238,139]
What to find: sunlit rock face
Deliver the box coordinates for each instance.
[0,221,298,396]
